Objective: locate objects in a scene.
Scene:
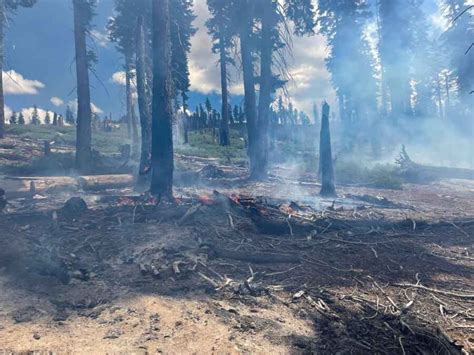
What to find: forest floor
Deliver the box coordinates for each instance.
[0,129,473,354]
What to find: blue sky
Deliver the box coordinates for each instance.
[3,0,448,122]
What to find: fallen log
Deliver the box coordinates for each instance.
[78,174,134,191]
[396,145,474,182]
[1,174,135,197]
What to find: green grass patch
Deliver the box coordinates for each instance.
[335,160,403,189]
[176,130,247,163]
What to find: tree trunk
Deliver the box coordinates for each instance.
[218,34,230,146]
[131,102,140,154]
[125,53,134,140]
[135,15,152,186]
[239,1,258,176]
[254,0,276,180]
[150,0,174,199]
[0,3,5,139]
[73,0,93,173]
[319,102,336,197]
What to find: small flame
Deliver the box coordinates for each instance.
[199,194,215,205]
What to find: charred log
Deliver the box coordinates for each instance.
[396,145,474,182]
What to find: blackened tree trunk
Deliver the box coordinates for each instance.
[239,1,258,176]
[135,15,152,186]
[0,3,5,139]
[125,53,134,140]
[73,0,92,172]
[131,102,140,153]
[319,102,336,197]
[218,34,230,146]
[254,0,276,180]
[150,0,174,199]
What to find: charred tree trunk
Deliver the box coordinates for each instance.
[73,0,92,172]
[131,102,140,154]
[150,0,174,199]
[319,102,336,197]
[125,53,134,140]
[0,3,5,139]
[254,0,276,180]
[218,34,230,147]
[135,15,152,186]
[239,1,258,176]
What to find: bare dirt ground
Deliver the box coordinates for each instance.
[0,155,473,353]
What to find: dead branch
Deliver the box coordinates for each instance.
[394,283,474,299]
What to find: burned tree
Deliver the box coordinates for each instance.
[319,102,336,197]
[135,13,152,187]
[72,0,95,172]
[238,0,259,176]
[150,0,174,198]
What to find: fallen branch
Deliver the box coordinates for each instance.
[394,283,474,299]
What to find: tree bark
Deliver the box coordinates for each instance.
[0,3,5,139]
[135,15,152,186]
[239,1,258,176]
[218,33,230,146]
[125,53,134,140]
[254,0,276,180]
[150,0,174,199]
[319,102,336,197]
[73,0,92,172]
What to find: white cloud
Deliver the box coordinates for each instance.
[4,105,12,122]
[67,99,104,115]
[188,0,335,115]
[112,71,126,86]
[50,96,64,107]
[2,70,45,95]
[111,70,138,101]
[20,107,56,125]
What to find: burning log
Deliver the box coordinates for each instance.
[396,145,474,182]
[319,102,336,197]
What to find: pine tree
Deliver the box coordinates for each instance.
[73,0,96,172]
[233,105,239,124]
[377,0,416,120]
[31,105,40,125]
[170,0,196,108]
[108,0,140,143]
[206,0,236,146]
[442,1,473,105]
[9,111,17,124]
[312,102,319,126]
[65,105,75,125]
[45,111,51,125]
[18,112,25,125]
[318,0,377,147]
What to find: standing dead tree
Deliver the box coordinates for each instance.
[135,14,152,187]
[319,102,336,197]
[72,0,95,172]
[150,0,174,199]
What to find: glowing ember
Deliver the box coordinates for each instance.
[199,194,216,205]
